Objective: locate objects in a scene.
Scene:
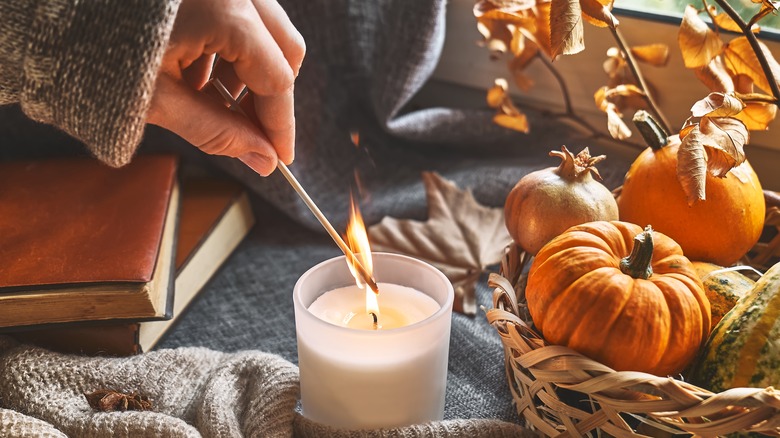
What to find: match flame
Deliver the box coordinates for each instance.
[345,194,379,316]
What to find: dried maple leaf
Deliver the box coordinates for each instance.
[85,389,152,412]
[368,172,512,315]
[679,5,724,69]
[550,0,585,58]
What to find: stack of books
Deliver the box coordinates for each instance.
[0,155,255,355]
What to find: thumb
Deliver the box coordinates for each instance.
[147,74,278,176]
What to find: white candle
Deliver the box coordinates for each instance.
[293,253,454,430]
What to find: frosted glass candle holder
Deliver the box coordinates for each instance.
[293,252,454,430]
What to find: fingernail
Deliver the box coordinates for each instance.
[239,153,275,176]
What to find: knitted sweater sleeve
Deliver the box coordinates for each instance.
[0,0,181,167]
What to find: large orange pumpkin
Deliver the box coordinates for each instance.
[526,221,711,376]
[616,136,765,266]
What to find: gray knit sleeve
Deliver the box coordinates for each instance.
[0,0,180,167]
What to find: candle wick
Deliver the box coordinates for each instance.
[369,312,378,330]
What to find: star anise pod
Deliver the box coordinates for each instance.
[84,389,152,412]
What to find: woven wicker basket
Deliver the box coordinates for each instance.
[486,191,780,437]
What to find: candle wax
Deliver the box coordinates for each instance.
[299,281,448,428]
[308,282,439,330]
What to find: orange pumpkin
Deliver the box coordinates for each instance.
[616,136,765,266]
[526,221,711,376]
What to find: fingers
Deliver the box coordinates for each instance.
[253,89,295,164]
[222,9,293,97]
[252,0,306,76]
[228,0,304,164]
[182,54,216,90]
[148,74,279,176]
[156,0,305,171]
[211,58,245,98]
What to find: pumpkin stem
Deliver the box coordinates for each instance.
[620,225,654,279]
[551,146,607,181]
[632,110,669,151]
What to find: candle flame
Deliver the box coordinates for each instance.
[345,194,379,316]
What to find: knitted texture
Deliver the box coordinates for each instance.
[0,0,180,167]
[0,408,68,437]
[0,337,534,437]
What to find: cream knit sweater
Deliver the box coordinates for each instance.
[0,337,532,437]
[0,0,179,167]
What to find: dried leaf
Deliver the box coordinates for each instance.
[724,37,780,95]
[85,389,152,412]
[754,1,779,23]
[606,103,632,139]
[550,0,585,58]
[509,25,526,57]
[594,85,609,110]
[734,101,778,130]
[630,44,670,66]
[368,172,512,315]
[611,84,646,107]
[603,51,624,78]
[690,92,746,117]
[476,19,513,55]
[594,87,636,140]
[734,73,755,94]
[711,9,759,33]
[698,116,749,176]
[475,2,527,56]
[677,127,709,204]
[694,55,735,92]
[487,78,509,107]
[494,113,530,132]
[532,2,554,58]
[595,84,646,111]
[486,78,530,132]
[679,5,724,68]
[580,0,618,28]
[508,36,539,90]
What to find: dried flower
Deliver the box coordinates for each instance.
[84,389,152,412]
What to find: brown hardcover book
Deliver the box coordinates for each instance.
[0,155,179,328]
[12,177,255,355]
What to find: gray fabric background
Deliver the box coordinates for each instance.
[0,0,633,429]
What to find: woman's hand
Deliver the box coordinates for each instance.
[147,0,305,176]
